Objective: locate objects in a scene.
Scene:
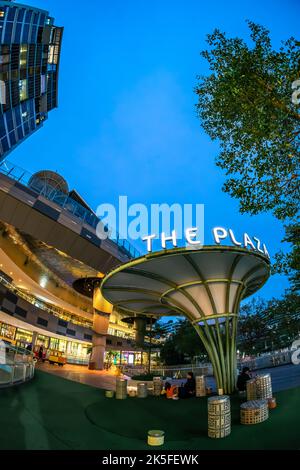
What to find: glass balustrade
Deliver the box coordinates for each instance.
[0,160,140,259]
[0,341,35,388]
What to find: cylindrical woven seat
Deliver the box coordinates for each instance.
[240,400,269,425]
[255,374,272,399]
[153,377,163,396]
[196,375,206,397]
[207,395,231,438]
[148,430,164,446]
[246,374,273,401]
[246,379,257,400]
[137,382,148,398]
[115,378,127,399]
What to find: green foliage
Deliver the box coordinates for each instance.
[160,320,207,365]
[196,21,300,220]
[273,220,300,292]
[238,290,300,354]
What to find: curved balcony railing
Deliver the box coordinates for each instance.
[0,160,140,259]
[0,341,35,388]
[0,271,94,329]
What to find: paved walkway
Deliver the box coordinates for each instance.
[36,363,118,390]
[36,362,300,393]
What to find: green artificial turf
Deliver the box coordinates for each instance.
[0,370,299,450]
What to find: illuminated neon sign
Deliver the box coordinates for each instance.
[142,226,269,258]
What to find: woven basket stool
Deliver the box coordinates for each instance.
[115,378,127,399]
[240,400,269,425]
[137,382,148,398]
[153,377,163,396]
[246,379,257,400]
[207,395,231,438]
[255,374,272,399]
[196,375,206,397]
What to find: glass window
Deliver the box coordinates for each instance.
[50,338,59,350]
[19,79,28,101]
[1,136,9,152]
[0,322,16,341]
[23,121,29,135]
[58,340,67,352]
[5,109,13,131]
[39,14,46,26]
[30,25,37,43]
[25,10,32,23]
[15,107,21,126]
[0,53,10,65]
[0,80,6,107]
[14,23,22,43]
[0,117,6,138]
[33,13,39,25]
[9,130,16,147]
[15,328,33,343]
[7,7,17,22]
[4,22,13,43]
[36,335,49,348]
[17,8,26,23]
[41,74,46,94]
[22,23,29,42]
[17,125,23,140]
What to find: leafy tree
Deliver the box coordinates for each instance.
[238,291,300,354]
[196,21,300,288]
[196,21,300,220]
[273,221,300,292]
[160,320,207,365]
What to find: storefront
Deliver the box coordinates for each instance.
[0,317,91,364]
[15,328,33,348]
[104,350,160,366]
[0,322,16,343]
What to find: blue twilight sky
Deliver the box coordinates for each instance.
[9,0,300,301]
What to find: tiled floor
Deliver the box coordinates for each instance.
[36,362,119,390]
[36,361,300,394]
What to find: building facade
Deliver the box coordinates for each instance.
[0,0,63,161]
[0,163,154,368]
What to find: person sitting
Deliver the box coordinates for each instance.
[178,372,196,398]
[237,367,252,392]
[164,381,178,399]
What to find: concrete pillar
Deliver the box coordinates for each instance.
[89,286,112,370]
[31,331,38,349]
[134,316,147,347]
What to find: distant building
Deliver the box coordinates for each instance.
[0,1,63,161]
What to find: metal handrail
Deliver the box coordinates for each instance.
[0,160,141,259]
[0,272,94,329]
[0,340,35,388]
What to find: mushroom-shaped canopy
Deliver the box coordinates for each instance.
[101,246,270,322]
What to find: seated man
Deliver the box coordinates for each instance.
[237,367,252,392]
[178,372,196,398]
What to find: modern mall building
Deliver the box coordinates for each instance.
[0,162,159,368]
[0,0,63,162]
[0,1,158,371]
